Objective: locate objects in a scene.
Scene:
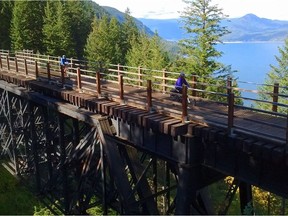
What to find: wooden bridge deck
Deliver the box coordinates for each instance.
[1,52,288,205]
[0,64,286,146]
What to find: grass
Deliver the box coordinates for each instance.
[0,163,47,215]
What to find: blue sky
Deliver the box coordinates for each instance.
[94,0,288,20]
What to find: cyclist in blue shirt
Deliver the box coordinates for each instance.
[175,72,190,93]
[60,55,69,77]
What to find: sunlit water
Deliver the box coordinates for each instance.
[217,42,284,105]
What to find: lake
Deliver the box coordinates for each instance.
[217,41,284,103]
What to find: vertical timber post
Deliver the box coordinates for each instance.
[182,85,188,122]
[99,128,107,215]
[165,161,171,213]
[15,57,18,72]
[239,182,254,215]
[191,75,197,97]
[96,71,101,97]
[138,66,142,87]
[77,67,82,92]
[117,64,121,76]
[35,60,39,79]
[227,76,232,95]
[153,157,157,195]
[147,80,152,112]
[24,58,28,76]
[47,62,51,81]
[60,65,65,88]
[29,102,41,192]
[228,92,235,136]
[6,56,10,70]
[175,136,204,215]
[162,69,167,93]
[58,113,70,214]
[119,74,124,104]
[272,82,279,112]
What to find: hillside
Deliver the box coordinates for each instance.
[102,6,154,36]
[100,4,288,42]
[138,14,288,42]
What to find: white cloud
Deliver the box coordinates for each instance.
[94,0,288,20]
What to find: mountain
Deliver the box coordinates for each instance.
[102,6,154,36]
[139,14,288,42]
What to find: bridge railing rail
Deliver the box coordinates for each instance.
[0,51,287,143]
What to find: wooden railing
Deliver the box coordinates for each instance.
[0,50,287,144]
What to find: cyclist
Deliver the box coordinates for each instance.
[60,55,69,77]
[175,71,190,93]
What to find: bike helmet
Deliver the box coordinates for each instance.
[180,71,185,77]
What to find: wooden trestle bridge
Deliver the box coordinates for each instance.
[0,50,288,215]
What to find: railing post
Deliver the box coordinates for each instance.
[138,66,142,87]
[60,65,65,87]
[191,74,197,97]
[227,76,232,95]
[6,56,10,70]
[35,60,39,78]
[47,62,51,81]
[96,71,101,96]
[182,85,188,122]
[272,83,279,112]
[119,74,124,104]
[0,54,2,68]
[15,57,18,72]
[24,58,28,76]
[162,69,167,93]
[77,67,82,91]
[147,80,152,111]
[117,64,121,76]
[228,92,235,136]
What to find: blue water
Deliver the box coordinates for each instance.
[217,42,284,103]
[217,42,283,83]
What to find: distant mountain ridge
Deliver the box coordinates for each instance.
[139,14,288,42]
[101,5,288,42]
[102,6,154,36]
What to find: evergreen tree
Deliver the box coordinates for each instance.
[178,0,241,102]
[65,0,94,59]
[10,0,44,52]
[179,0,229,77]
[85,16,123,69]
[108,17,123,64]
[126,32,170,87]
[126,32,169,70]
[121,8,140,64]
[43,0,75,57]
[0,1,14,50]
[256,39,288,113]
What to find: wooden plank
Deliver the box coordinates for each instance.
[170,123,188,137]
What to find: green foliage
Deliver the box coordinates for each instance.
[85,16,124,70]
[121,9,140,62]
[175,0,242,102]
[65,1,95,59]
[256,38,288,113]
[179,0,230,77]
[125,32,170,87]
[42,0,75,57]
[0,164,44,215]
[11,0,44,52]
[126,33,169,70]
[0,0,14,49]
